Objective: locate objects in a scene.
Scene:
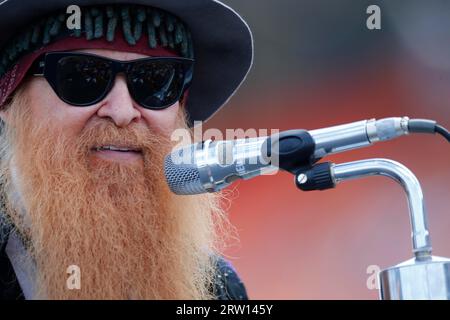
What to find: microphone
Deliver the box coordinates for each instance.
[164,117,443,195]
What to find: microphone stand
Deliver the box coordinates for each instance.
[296,158,450,299]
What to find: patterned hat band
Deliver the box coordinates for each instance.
[0,4,194,78]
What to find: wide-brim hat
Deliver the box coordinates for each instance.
[0,0,254,126]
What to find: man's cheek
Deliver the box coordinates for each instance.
[41,105,95,136]
[140,104,181,135]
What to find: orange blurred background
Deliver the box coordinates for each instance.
[206,0,450,299]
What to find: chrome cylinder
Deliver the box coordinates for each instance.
[379,256,450,299]
[310,117,409,160]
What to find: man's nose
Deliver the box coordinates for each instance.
[96,75,141,127]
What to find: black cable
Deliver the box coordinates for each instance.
[408,119,450,143]
[408,119,436,133]
[435,124,450,143]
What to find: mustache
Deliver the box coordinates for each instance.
[75,120,169,154]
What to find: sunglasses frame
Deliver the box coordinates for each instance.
[30,51,194,110]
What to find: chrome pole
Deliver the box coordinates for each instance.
[332,158,450,300]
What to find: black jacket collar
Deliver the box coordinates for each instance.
[0,239,24,300]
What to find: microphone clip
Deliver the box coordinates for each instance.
[265,129,317,173]
[295,162,335,191]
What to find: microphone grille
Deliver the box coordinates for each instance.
[164,146,206,195]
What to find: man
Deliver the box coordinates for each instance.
[0,0,253,299]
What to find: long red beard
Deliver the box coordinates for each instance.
[0,88,229,299]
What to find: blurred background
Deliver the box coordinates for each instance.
[206,0,450,299]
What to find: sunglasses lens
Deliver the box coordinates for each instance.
[129,60,190,109]
[55,56,112,105]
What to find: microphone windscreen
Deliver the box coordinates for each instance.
[164,145,206,195]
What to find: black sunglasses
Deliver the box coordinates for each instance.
[30,52,194,110]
